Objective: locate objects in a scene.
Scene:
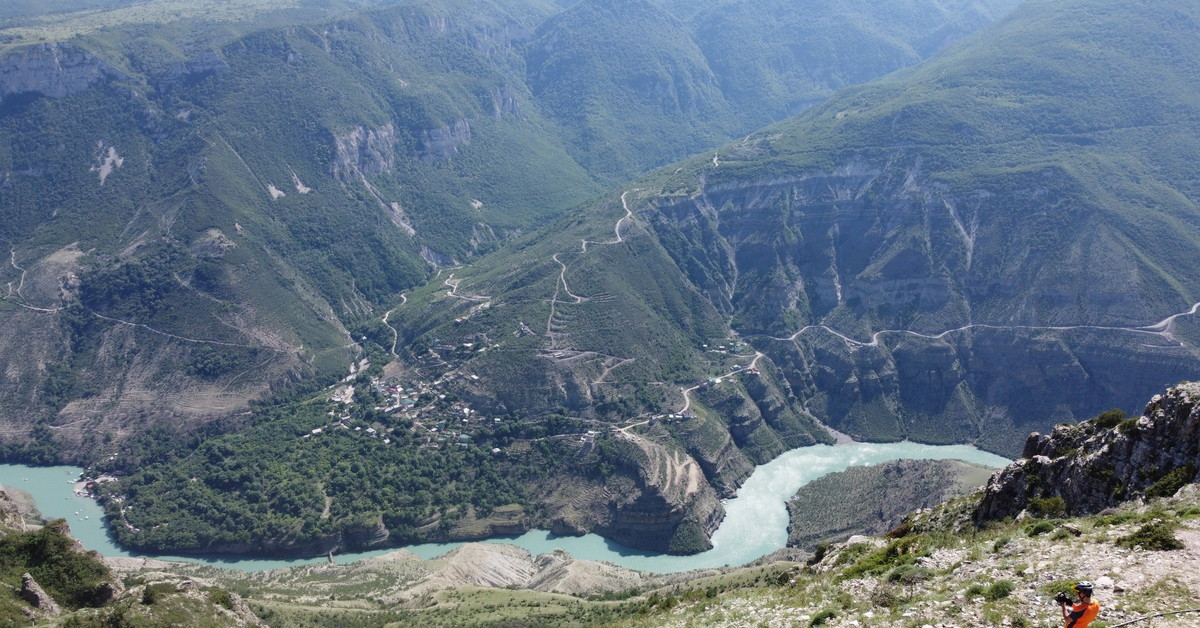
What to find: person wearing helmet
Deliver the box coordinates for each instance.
[1060,581,1100,628]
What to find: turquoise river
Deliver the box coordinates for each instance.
[0,442,1008,573]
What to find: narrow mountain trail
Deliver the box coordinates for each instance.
[678,352,763,415]
[443,272,491,318]
[769,301,1200,349]
[4,248,62,313]
[545,189,639,357]
[615,418,651,439]
[8,248,25,299]
[552,254,585,304]
[591,357,635,386]
[434,190,636,355]
[1145,301,1200,341]
[545,269,567,349]
[87,310,292,352]
[381,294,406,357]
[613,419,706,498]
[545,253,589,351]
[580,189,636,253]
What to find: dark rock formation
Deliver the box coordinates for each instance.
[539,434,725,554]
[95,581,122,604]
[975,382,1200,522]
[0,489,27,530]
[342,517,390,550]
[0,43,125,105]
[418,119,471,161]
[643,156,1200,456]
[19,572,60,616]
[154,50,229,92]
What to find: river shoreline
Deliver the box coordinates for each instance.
[0,443,1009,573]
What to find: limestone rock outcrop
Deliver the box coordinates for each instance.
[332,124,398,182]
[538,434,726,555]
[418,119,471,161]
[975,382,1200,522]
[19,572,61,616]
[0,489,28,530]
[0,43,125,104]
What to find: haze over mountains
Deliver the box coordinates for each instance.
[1,0,1199,560]
[393,0,1200,455]
[0,0,1015,453]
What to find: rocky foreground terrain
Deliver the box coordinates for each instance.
[100,479,1200,627]
[3,382,1199,626]
[88,383,1200,627]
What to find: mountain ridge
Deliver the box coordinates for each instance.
[390,0,1200,456]
[0,0,1019,461]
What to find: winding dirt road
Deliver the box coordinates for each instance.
[678,351,764,415]
[769,301,1200,349]
[381,293,407,357]
[580,190,636,253]
[5,248,62,313]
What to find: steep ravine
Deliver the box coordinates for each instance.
[644,164,1200,457]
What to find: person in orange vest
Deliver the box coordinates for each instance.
[1057,581,1100,628]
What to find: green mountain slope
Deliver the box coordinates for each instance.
[0,0,1017,460]
[688,0,1021,128]
[662,0,1200,451]
[526,0,735,183]
[388,0,1200,459]
[0,0,601,455]
[528,0,1020,184]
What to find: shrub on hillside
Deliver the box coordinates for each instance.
[1025,520,1058,536]
[1092,409,1126,429]
[1117,418,1140,434]
[0,520,112,609]
[1028,496,1067,518]
[1146,463,1197,499]
[986,580,1016,601]
[141,582,175,605]
[1117,521,1184,551]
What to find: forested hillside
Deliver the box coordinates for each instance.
[0,0,1012,460]
[389,0,1200,460]
[63,0,1200,558]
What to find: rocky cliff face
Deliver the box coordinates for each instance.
[975,382,1200,522]
[154,50,228,91]
[540,435,725,554]
[0,489,28,531]
[0,43,125,104]
[332,124,398,182]
[644,157,1200,455]
[418,119,472,161]
[788,459,994,550]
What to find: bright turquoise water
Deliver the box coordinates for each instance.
[0,442,1008,573]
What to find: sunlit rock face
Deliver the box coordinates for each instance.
[976,382,1200,522]
[0,43,125,104]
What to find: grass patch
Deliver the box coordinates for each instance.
[1146,463,1197,499]
[1116,521,1184,551]
[1028,497,1067,518]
